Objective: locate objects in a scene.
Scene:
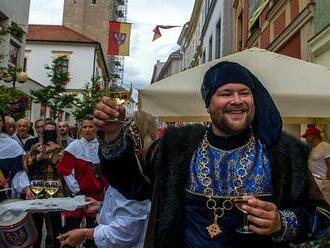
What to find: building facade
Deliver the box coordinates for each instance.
[151,0,203,83]
[0,0,30,69]
[200,0,233,63]
[232,0,315,61]
[150,60,165,84]
[308,0,330,140]
[231,0,330,137]
[177,0,203,70]
[309,0,330,68]
[153,50,182,82]
[25,24,109,124]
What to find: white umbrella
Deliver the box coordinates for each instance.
[139,47,330,123]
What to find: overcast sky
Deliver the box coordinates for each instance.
[28,0,194,89]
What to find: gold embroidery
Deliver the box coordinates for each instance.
[198,133,254,238]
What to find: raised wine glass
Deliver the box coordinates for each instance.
[30,180,44,205]
[234,190,253,234]
[44,180,59,207]
[105,81,132,122]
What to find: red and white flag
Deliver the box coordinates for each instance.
[152,25,178,41]
[108,21,131,56]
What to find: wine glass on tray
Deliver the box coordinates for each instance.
[44,180,59,207]
[30,180,44,205]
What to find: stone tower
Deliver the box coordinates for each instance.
[63,0,127,82]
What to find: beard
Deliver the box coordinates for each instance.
[209,105,255,136]
[60,130,67,135]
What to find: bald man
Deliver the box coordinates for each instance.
[13,118,33,148]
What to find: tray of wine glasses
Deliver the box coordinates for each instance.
[0,195,91,214]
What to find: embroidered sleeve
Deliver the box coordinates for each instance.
[99,127,128,160]
[272,209,300,242]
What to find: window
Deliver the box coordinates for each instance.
[208,36,213,62]
[91,0,96,4]
[237,12,243,51]
[58,110,64,121]
[202,51,206,64]
[9,41,19,65]
[65,112,71,122]
[40,104,47,119]
[58,58,69,74]
[24,50,30,72]
[215,19,221,59]
[23,57,27,72]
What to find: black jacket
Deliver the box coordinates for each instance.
[144,125,330,247]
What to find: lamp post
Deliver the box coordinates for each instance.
[2,68,28,89]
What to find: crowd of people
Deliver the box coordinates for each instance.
[1,61,330,248]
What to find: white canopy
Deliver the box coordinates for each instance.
[139,48,330,123]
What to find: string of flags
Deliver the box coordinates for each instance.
[152,25,179,41]
[108,21,181,56]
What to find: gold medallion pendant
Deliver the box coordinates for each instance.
[207,223,222,238]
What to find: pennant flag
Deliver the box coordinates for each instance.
[152,26,162,41]
[152,25,179,41]
[108,21,131,56]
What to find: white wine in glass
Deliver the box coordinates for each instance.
[30,180,44,205]
[106,82,132,121]
[44,180,59,207]
[108,90,132,105]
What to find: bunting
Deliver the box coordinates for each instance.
[108,21,131,56]
[152,25,178,41]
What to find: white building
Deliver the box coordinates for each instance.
[177,0,203,70]
[150,60,165,84]
[25,25,109,124]
[200,0,232,63]
[152,50,182,83]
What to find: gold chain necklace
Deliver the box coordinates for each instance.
[198,133,255,238]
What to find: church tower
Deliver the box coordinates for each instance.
[63,0,127,82]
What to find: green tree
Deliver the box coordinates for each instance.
[31,56,76,120]
[73,76,103,120]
